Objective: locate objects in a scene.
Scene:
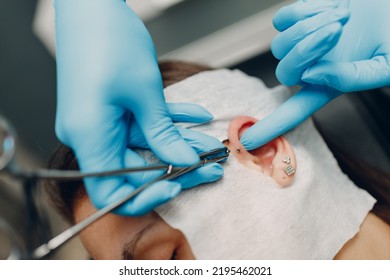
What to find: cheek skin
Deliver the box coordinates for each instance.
[74,196,194,260]
[135,219,195,260]
[74,196,155,259]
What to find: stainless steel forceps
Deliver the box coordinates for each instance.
[32,146,230,259]
[0,116,229,259]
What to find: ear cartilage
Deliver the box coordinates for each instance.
[284,165,295,176]
[283,156,291,165]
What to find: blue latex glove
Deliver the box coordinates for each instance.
[241,0,390,150]
[54,0,224,215]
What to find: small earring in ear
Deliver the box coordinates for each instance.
[284,165,295,176]
[283,156,291,165]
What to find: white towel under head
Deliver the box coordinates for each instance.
[141,69,376,259]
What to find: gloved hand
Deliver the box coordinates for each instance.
[54,0,224,215]
[241,0,390,150]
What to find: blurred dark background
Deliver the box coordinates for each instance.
[0,0,57,159]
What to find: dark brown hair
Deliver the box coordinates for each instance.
[46,61,390,225]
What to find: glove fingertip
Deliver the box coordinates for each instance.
[168,103,214,123]
[167,181,182,198]
[196,163,224,185]
[240,134,258,151]
[162,140,200,165]
[276,64,296,86]
[195,106,214,122]
[200,163,224,181]
[176,163,224,189]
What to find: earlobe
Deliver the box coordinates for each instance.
[227,116,296,187]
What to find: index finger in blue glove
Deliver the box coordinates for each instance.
[276,22,343,86]
[272,8,350,60]
[240,85,342,150]
[273,0,337,32]
[302,48,390,92]
[128,102,214,148]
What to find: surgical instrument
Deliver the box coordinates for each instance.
[32,146,229,259]
[0,116,229,259]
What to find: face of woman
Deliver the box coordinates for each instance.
[74,195,195,260]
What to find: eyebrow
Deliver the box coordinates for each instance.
[121,221,156,260]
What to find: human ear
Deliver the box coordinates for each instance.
[226,116,296,187]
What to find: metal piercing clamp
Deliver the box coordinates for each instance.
[1,115,230,259]
[32,147,230,259]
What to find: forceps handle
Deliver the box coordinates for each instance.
[8,164,170,180]
[9,148,229,180]
[32,170,171,259]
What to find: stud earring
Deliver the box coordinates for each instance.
[283,156,291,164]
[284,165,295,176]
